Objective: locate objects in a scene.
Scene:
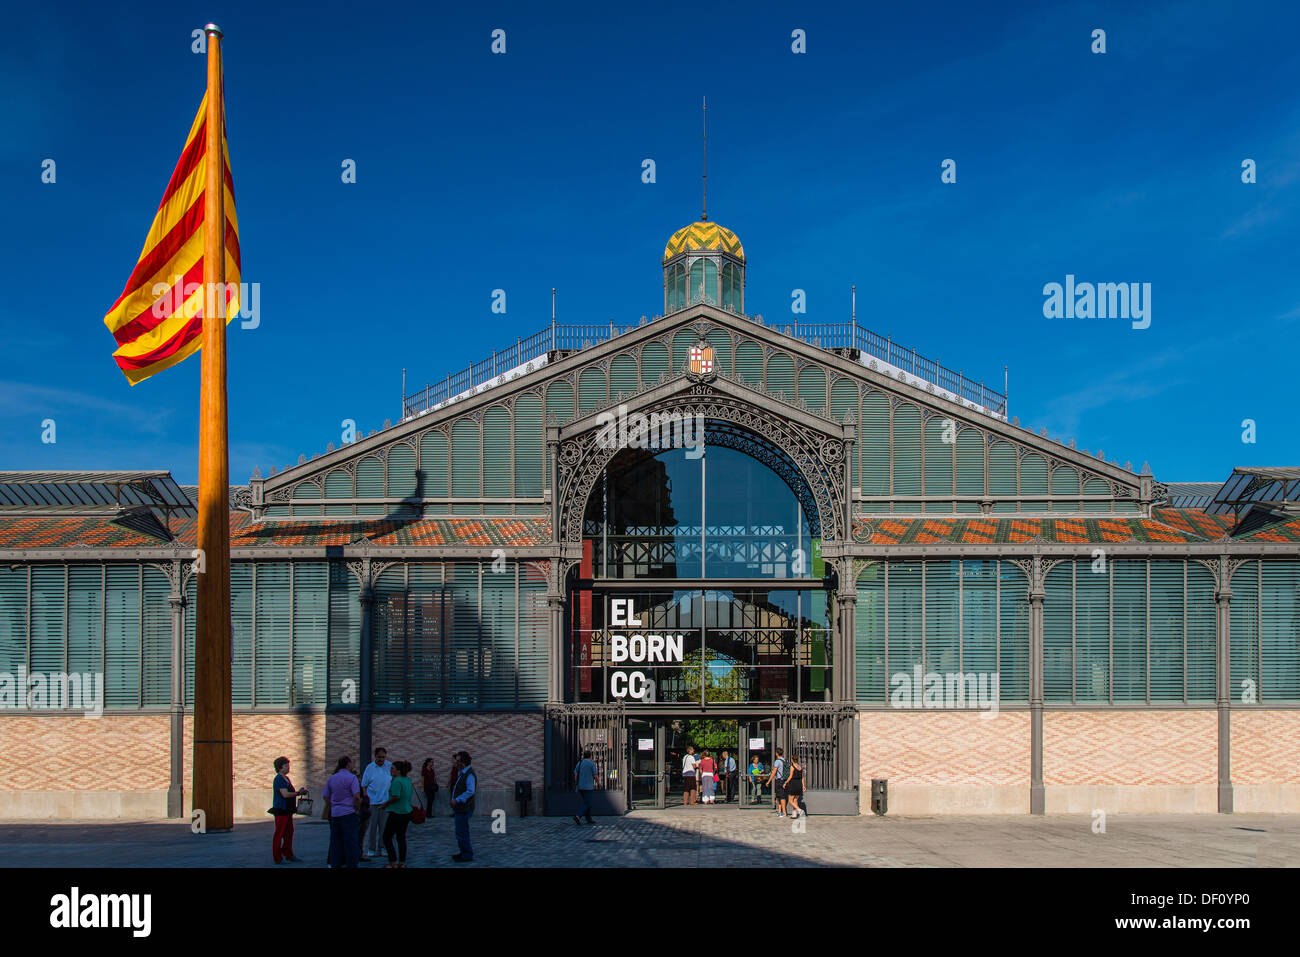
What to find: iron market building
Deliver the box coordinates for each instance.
[1,217,1298,819]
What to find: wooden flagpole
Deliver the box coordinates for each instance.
[193,21,233,832]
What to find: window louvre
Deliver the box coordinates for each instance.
[797,365,825,411]
[610,354,638,398]
[387,442,417,515]
[446,563,481,708]
[1260,560,1300,700]
[451,418,481,511]
[324,468,353,516]
[482,407,512,512]
[766,352,794,398]
[854,565,885,700]
[706,329,732,377]
[328,562,359,707]
[860,392,889,496]
[29,565,65,677]
[355,455,384,516]
[989,441,1017,513]
[513,394,543,498]
[230,563,254,706]
[292,563,328,705]
[955,429,983,513]
[1148,560,1184,701]
[104,565,141,708]
[141,566,171,706]
[892,404,921,505]
[68,566,102,680]
[1230,561,1259,702]
[923,415,953,512]
[519,563,549,705]
[419,430,449,499]
[0,566,27,674]
[735,341,763,385]
[641,342,668,386]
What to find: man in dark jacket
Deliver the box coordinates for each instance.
[450,750,477,862]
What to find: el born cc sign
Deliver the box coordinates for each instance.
[607,598,685,700]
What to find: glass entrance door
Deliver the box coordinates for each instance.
[628,718,665,809]
[741,718,776,807]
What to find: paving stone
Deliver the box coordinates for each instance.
[0,808,1294,867]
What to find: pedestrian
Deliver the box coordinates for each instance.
[270,756,307,864]
[767,748,788,818]
[699,750,716,804]
[359,746,392,862]
[322,755,361,868]
[383,760,415,868]
[421,758,439,817]
[450,750,477,862]
[681,745,698,806]
[785,754,805,818]
[448,753,460,817]
[749,755,765,802]
[573,749,598,825]
[722,749,738,803]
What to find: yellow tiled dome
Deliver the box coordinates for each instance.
[663,220,745,263]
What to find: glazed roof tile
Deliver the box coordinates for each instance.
[856,509,1300,545]
[0,512,551,550]
[1,509,1297,552]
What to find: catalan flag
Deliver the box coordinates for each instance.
[102,93,240,385]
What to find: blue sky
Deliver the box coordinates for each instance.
[1,0,1297,485]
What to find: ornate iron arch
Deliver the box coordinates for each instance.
[555,383,846,546]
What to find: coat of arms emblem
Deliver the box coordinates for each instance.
[687,343,715,380]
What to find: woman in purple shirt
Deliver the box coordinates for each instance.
[322,755,361,868]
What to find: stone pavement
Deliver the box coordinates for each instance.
[0,806,1295,867]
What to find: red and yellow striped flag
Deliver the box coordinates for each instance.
[102,93,241,385]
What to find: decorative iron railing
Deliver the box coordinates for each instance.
[402,315,1007,420]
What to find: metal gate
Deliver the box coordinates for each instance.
[779,702,859,812]
[545,703,626,815]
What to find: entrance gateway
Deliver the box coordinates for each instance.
[543,375,861,815]
[548,701,858,814]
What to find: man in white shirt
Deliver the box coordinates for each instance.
[359,746,392,861]
[681,746,698,806]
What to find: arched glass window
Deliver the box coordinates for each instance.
[584,440,816,580]
[703,258,718,305]
[673,264,685,311]
[574,435,830,705]
[688,259,704,304]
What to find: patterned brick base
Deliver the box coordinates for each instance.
[3,707,1297,819]
[1043,710,1218,814]
[0,714,170,790]
[1230,710,1300,813]
[859,711,1030,814]
[369,713,544,791]
[0,711,543,820]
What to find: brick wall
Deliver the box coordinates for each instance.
[1043,710,1217,813]
[0,714,170,790]
[859,711,1030,813]
[1231,710,1300,812]
[370,712,544,789]
[0,714,171,818]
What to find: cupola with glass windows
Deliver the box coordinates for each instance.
[662,218,745,315]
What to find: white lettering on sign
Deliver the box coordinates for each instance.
[609,599,683,699]
[610,633,684,663]
[609,598,642,627]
